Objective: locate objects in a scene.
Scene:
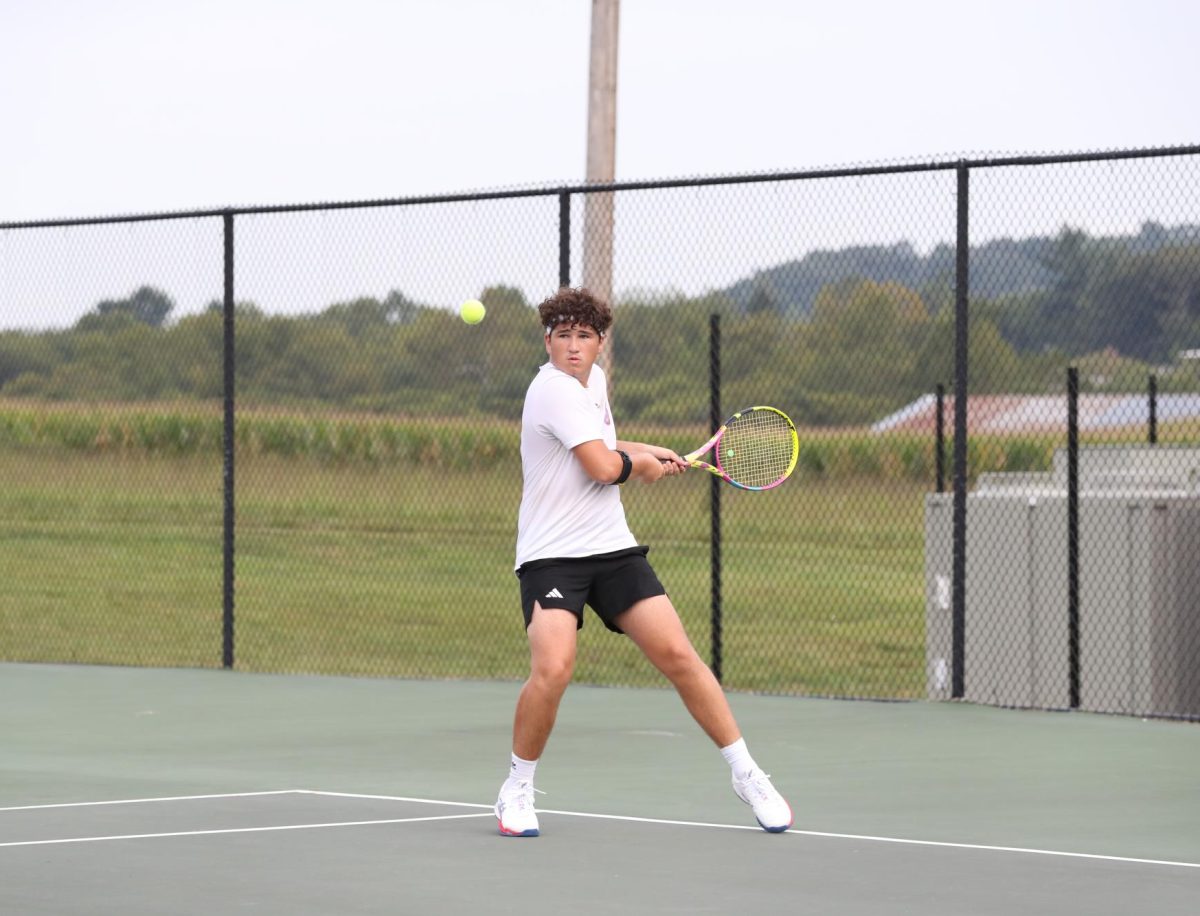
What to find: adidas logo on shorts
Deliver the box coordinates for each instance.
[544,588,564,599]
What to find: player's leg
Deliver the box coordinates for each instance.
[618,595,793,833]
[513,604,579,760]
[496,603,577,837]
[617,594,738,745]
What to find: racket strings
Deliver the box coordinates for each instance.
[719,410,796,489]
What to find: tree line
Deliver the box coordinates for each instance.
[1,225,1198,427]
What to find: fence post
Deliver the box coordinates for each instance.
[708,313,723,682]
[935,383,946,493]
[558,191,571,288]
[222,211,236,670]
[951,164,970,699]
[1148,373,1158,445]
[1067,366,1080,708]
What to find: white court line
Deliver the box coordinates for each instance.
[293,790,491,810]
[0,813,494,848]
[0,790,301,812]
[556,812,1200,870]
[5,788,1197,870]
[303,790,1200,870]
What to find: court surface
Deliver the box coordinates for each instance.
[2,663,1197,914]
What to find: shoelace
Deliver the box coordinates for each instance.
[504,783,546,810]
[741,773,776,801]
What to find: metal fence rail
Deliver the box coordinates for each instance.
[3,146,1199,718]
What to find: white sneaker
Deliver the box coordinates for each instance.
[732,769,793,833]
[495,779,540,837]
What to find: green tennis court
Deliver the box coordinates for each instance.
[2,662,1196,914]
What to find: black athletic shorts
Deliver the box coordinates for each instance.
[515,546,666,634]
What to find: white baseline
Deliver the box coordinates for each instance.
[0,788,1194,870]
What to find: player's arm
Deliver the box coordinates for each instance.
[573,439,667,484]
[617,439,688,469]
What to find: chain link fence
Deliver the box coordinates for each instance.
[2,147,1199,717]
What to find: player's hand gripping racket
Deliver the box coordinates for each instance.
[684,406,799,491]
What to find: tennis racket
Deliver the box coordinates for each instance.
[683,406,799,491]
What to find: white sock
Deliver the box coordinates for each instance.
[508,752,538,784]
[720,737,759,781]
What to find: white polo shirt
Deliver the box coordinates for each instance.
[514,361,637,568]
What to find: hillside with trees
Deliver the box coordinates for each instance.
[2,223,1198,427]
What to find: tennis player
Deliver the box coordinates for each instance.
[495,287,792,837]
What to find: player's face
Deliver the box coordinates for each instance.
[545,323,604,383]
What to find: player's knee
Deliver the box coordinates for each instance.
[531,655,575,691]
[653,642,701,680]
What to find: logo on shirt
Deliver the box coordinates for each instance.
[593,396,612,426]
[544,588,564,599]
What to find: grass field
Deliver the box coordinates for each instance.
[0,445,928,697]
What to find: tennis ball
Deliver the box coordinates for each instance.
[460,299,486,325]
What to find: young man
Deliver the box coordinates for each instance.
[495,287,792,837]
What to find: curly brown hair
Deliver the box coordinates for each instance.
[537,287,613,337]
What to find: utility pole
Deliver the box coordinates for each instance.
[584,0,619,376]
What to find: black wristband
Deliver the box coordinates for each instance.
[613,449,633,485]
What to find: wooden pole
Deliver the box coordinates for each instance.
[584,0,619,375]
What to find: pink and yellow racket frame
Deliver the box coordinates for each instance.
[682,405,799,491]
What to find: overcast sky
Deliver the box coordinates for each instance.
[3,0,1197,222]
